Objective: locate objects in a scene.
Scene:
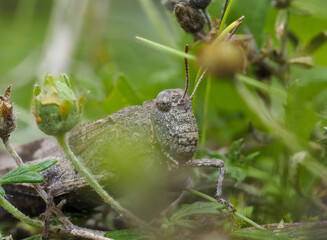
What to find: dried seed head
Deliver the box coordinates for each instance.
[0,86,16,140]
[174,2,205,34]
[32,74,82,136]
[188,0,211,10]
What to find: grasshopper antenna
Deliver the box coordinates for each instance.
[179,44,190,104]
[190,68,207,100]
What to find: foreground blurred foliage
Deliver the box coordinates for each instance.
[0,0,327,239]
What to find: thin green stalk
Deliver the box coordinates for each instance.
[218,0,235,34]
[136,36,196,60]
[0,194,43,228]
[189,189,216,202]
[3,138,24,166]
[56,134,145,227]
[236,74,286,99]
[279,9,290,83]
[199,76,211,156]
[189,189,265,230]
[192,67,204,112]
[138,0,175,46]
[234,212,266,230]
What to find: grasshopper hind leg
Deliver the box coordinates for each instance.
[185,158,235,212]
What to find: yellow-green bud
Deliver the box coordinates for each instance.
[32,74,82,136]
[197,41,245,79]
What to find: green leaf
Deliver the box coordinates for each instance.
[208,151,228,161]
[304,31,327,54]
[84,74,143,118]
[290,2,313,16]
[245,152,260,164]
[231,229,291,240]
[292,0,327,20]
[30,159,57,173]
[1,159,57,180]
[171,201,223,221]
[172,219,198,229]
[0,159,56,184]
[0,172,44,184]
[23,235,42,240]
[228,0,271,46]
[229,166,248,185]
[169,202,225,231]
[284,80,321,144]
[102,74,143,114]
[104,229,151,240]
[228,138,244,163]
[0,186,4,196]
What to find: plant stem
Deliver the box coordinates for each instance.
[136,36,196,60]
[2,137,74,228]
[138,0,175,47]
[279,9,290,83]
[236,74,286,99]
[234,212,265,230]
[189,189,265,230]
[218,0,235,35]
[192,67,204,112]
[3,137,24,166]
[56,134,145,226]
[0,194,43,228]
[199,76,211,156]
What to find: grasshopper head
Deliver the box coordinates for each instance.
[151,89,198,164]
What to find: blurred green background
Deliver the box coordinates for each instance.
[1,0,327,237]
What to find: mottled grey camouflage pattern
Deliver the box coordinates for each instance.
[0,89,198,218]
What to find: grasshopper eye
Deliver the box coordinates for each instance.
[155,91,171,112]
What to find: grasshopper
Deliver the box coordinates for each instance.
[0,47,234,223]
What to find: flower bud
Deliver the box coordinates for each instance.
[0,86,16,140]
[197,41,245,79]
[32,74,82,136]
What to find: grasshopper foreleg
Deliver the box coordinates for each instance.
[185,158,235,212]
